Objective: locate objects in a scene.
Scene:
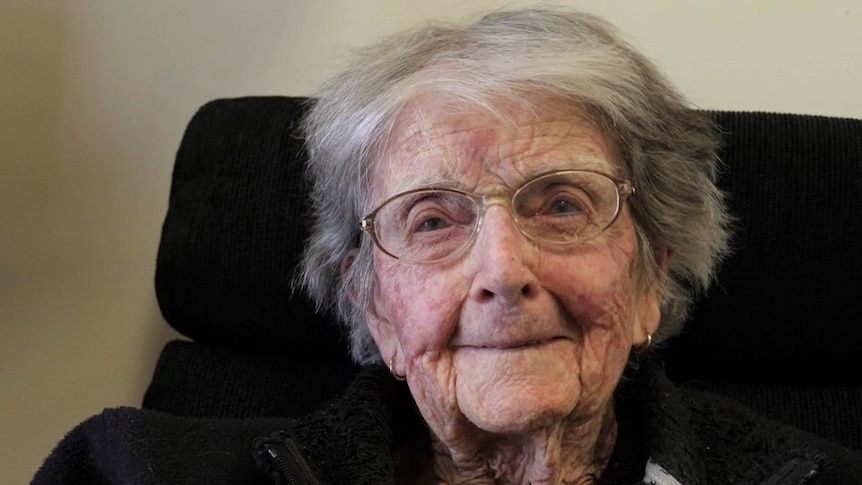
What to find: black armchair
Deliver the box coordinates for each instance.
[143,96,862,451]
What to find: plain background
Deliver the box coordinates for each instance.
[2,1,860,483]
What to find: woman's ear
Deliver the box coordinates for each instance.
[653,244,672,286]
[634,245,672,345]
[341,249,403,367]
[364,282,403,370]
[341,249,360,304]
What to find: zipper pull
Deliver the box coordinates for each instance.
[263,439,321,485]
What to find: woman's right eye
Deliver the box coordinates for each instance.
[397,192,474,237]
[413,214,450,233]
[402,193,470,234]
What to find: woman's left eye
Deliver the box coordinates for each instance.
[537,192,591,217]
[546,198,584,215]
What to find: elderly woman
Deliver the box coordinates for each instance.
[31,7,861,485]
[294,7,860,485]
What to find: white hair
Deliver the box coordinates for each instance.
[300,7,731,364]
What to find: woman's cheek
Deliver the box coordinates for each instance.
[380,267,465,356]
[547,252,635,361]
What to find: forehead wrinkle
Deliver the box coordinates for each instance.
[377,108,488,196]
[375,101,618,200]
[380,133,467,195]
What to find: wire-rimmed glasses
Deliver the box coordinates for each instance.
[360,169,634,264]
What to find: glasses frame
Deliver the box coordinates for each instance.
[359,169,635,265]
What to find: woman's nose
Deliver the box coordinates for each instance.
[467,205,540,303]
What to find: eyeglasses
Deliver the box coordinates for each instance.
[360,169,634,265]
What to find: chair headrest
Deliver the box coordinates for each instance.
[157,97,862,382]
[155,96,349,359]
[664,112,862,385]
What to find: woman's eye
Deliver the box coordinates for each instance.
[414,216,450,232]
[403,193,473,234]
[547,199,583,215]
[407,203,459,233]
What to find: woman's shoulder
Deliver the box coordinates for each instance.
[677,381,862,484]
[31,407,290,485]
[627,359,862,484]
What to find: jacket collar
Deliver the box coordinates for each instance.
[253,359,826,485]
[254,365,416,485]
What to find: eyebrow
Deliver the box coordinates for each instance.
[379,161,465,194]
[404,157,614,187]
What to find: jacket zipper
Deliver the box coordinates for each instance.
[761,457,818,485]
[263,440,321,485]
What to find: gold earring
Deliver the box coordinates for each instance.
[388,357,406,381]
[633,332,653,355]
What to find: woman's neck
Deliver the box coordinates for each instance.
[429,401,618,485]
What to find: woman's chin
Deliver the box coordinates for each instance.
[452,340,583,434]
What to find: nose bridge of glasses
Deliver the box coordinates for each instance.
[478,192,514,213]
[475,192,539,244]
[476,192,524,230]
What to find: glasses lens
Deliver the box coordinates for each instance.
[374,190,478,262]
[366,171,626,263]
[513,171,621,244]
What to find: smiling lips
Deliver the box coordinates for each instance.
[461,336,568,350]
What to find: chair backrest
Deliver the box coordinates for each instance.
[145,97,862,449]
[663,111,862,385]
[662,111,862,449]
[144,97,357,419]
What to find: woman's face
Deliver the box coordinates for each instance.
[360,98,664,445]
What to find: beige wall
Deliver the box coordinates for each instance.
[2,1,859,483]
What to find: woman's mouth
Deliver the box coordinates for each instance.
[462,336,568,350]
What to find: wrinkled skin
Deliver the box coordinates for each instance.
[351,97,667,484]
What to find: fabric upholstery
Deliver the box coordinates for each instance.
[679,381,862,450]
[143,340,357,419]
[155,96,347,359]
[661,112,862,450]
[662,112,862,386]
[147,97,862,450]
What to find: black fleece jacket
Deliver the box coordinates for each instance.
[32,359,862,484]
